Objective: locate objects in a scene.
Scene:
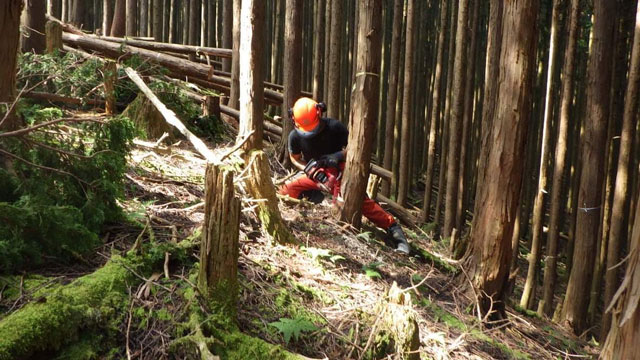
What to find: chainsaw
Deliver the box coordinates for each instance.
[304,159,341,196]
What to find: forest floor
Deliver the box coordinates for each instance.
[0,108,600,360]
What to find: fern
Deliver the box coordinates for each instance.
[268,317,318,344]
[362,262,383,279]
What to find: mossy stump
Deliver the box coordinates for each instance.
[370,282,421,360]
[245,151,295,244]
[123,93,174,140]
[198,164,240,314]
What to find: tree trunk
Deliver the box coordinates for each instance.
[323,0,331,101]
[125,0,137,36]
[69,0,84,27]
[222,0,233,71]
[561,0,616,335]
[198,164,240,312]
[0,0,23,133]
[463,0,538,319]
[152,0,162,41]
[23,0,47,54]
[168,0,176,43]
[103,0,113,36]
[539,0,580,317]
[110,0,126,37]
[327,0,342,119]
[521,0,562,310]
[381,0,403,197]
[603,0,640,338]
[140,0,148,37]
[45,20,63,54]
[341,0,383,228]
[443,0,469,237]
[599,169,640,359]
[189,0,200,45]
[312,0,325,100]
[207,0,216,46]
[397,0,416,207]
[422,0,449,220]
[227,0,241,110]
[277,0,302,166]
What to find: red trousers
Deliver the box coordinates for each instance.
[279,168,395,229]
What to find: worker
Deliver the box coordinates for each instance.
[279,97,410,255]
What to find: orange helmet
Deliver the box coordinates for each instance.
[289,97,326,138]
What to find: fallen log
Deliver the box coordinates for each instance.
[95,35,232,58]
[25,91,106,106]
[124,67,217,162]
[376,193,418,227]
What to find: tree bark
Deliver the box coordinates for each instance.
[152,0,162,41]
[599,168,640,359]
[23,0,47,54]
[397,0,416,207]
[463,0,538,319]
[69,0,84,27]
[341,0,383,228]
[521,0,562,310]
[561,0,616,335]
[110,0,126,37]
[603,0,640,337]
[539,0,580,317]
[312,0,325,100]
[277,0,302,166]
[198,164,240,312]
[207,0,216,46]
[422,0,449,220]
[103,0,113,36]
[140,0,148,37]
[125,0,137,36]
[0,0,22,133]
[222,0,233,72]
[189,0,200,45]
[443,0,469,237]
[327,0,342,119]
[381,0,404,197]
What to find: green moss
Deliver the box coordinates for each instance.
[513,304,541,319]
[0,256,142,360]
[0,275,61,307]
[412,245,459,274]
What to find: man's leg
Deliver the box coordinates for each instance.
[279,174,323,202]
[361,198,410,254]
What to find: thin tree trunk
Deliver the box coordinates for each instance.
[561,0,617,335]
[126,0,137,36]
[0,0,24,133]
[463,0,538,319]
[227,0,241,109]
[152,0,162,40]
[182,0,189,44]
[323,0,331,101]
[422,0,450,220]
[443,0,469,237]
[539,0,580,317]
[602,0,640,337]
[23,0,47,54]
[140,0,148,37]
[70,0,84,27]
[222,0,233,71]
[521,0,561,310]
[110,0,126,37]
[168,0,176,43]
[189,0,200,45]
[341,0,383,228]
[397,0,417,206]
[327,0,342,119]
[207,0,216,47]
[312,0,325,100]
[382,0,404,197]
[276,0,302,167]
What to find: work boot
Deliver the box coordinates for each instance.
[386,223,410,255]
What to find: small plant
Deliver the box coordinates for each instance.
[301,247,344,263]
[268,317,318,344]
[362,261,383,279]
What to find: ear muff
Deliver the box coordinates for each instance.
[316,102,327,113]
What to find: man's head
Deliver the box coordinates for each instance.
[289,97,327,138]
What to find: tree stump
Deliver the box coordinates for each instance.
[45,20,62,54]
[123,93,174,140]
[198,164,240,313]
[245,150,295,244]
[202,95,221,120]
[370,282,421,360]
[103,61,117,115]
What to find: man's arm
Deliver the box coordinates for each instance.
[290,153,307,171]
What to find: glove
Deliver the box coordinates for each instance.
[318,151,344,169]
[304,159,319,178]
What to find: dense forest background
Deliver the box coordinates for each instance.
[0,0,639,358]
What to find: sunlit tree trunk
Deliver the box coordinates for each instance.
[463,0,538,319]
[327,0,342,119]
[228,0,241,109]
[381,0,403,197]
[312,0,325,100]
[561,0,616,335]
[422,0,449,220]
[539,0,580,317]
[341,0,382,228]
